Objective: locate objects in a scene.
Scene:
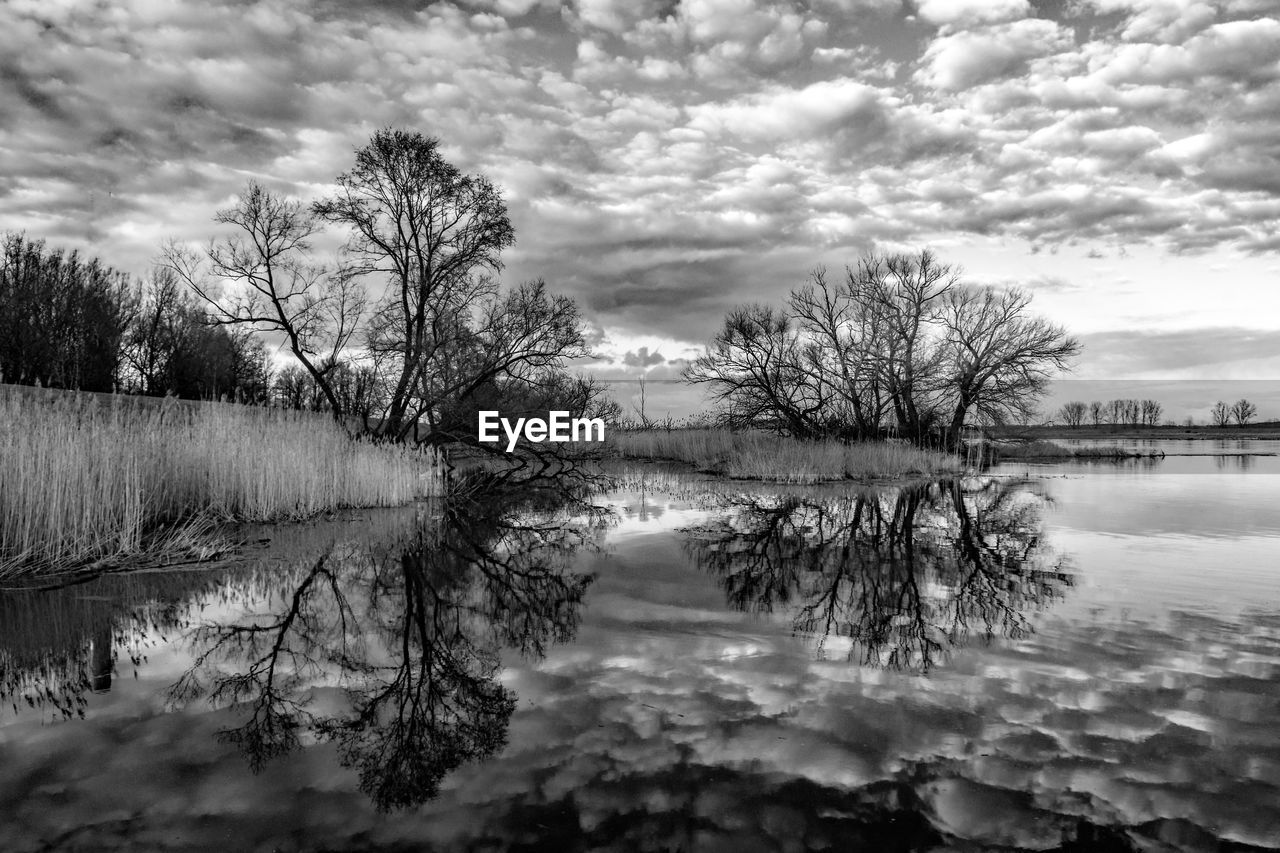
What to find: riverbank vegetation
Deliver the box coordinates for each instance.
[686,251,1079,451]
[0,390,443,578]
[610,428,960,483]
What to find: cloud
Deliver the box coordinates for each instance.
[1082,0,1219,43]
[1092,17,1280,86]
[621,346,667,368]
[686,77,886,141]
[569,0,666,34]
[917,19,1075,90]
[915,0,1032,30]
[465,0,545,16]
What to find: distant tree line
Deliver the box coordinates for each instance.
[685,250,1079,449]
[1,233,270,401]
[1056,397,1260,427]
[1056,399,1163,427]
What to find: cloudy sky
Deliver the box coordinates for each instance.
[3,0,1280,417]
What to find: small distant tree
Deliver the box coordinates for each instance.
[1140,399,1162,427]
[1058,401,1087,427]
[1232,398,1257,427]
[274,365,319,410]
[1210,400,1232,428]
[1089,400,1104,427]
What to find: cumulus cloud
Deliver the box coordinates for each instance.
[1091,17,1280,85]
[465,0,545,16]
[916,19,1075,90]
[1082,0,1220,43]
[915,0,1032,30]
[622,346,666,368]
[569,0,666,34]
[686,78,885,140]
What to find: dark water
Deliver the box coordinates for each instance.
[2,454,1278,851]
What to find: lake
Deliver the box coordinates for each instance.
[2,445,1278,851]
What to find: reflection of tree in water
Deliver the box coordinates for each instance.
[0,569,235,719]
[1215,453,1256,471]
[0,513,418,720]
[166,487,603,811]
[685,479,1073,672]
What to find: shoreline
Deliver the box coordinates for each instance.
[995,425,1280,441]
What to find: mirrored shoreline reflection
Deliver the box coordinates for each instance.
[1,470,1278,850]
[682,479,1073,672]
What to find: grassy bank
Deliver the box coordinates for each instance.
[0,391,444,577]
[609,428,961,483]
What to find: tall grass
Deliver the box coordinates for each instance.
[609,428,960,483]
[0,390,444,576]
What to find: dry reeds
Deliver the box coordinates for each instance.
[609,428,960,483]
[0,390,444,576]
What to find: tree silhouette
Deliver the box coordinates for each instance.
[684,479,1072,672]
[165,486,602,810]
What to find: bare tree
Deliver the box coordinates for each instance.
[854,251,957,442]
[408,279,592,444]
[685,304,824,437]
[163,182,365,419]
[313,129,515,439]
[1140,399,1162,427]
[0,233,134,391]
[687,250,1077,448]
[1057,401,1087,428]
[121,267,187,395]
[941,286,1080,447]
[1211,400,1232,428]
[1089,400,1104,427]
[788,267,889,438]
[1232,398,1258,427]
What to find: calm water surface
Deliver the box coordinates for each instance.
[1,451,1278,851]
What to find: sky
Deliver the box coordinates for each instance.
[3,0,1280,420]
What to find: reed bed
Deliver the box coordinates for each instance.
[609,428,960,483]
[0,391,444,576]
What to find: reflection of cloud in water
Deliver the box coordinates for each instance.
[2,475,1279,849]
